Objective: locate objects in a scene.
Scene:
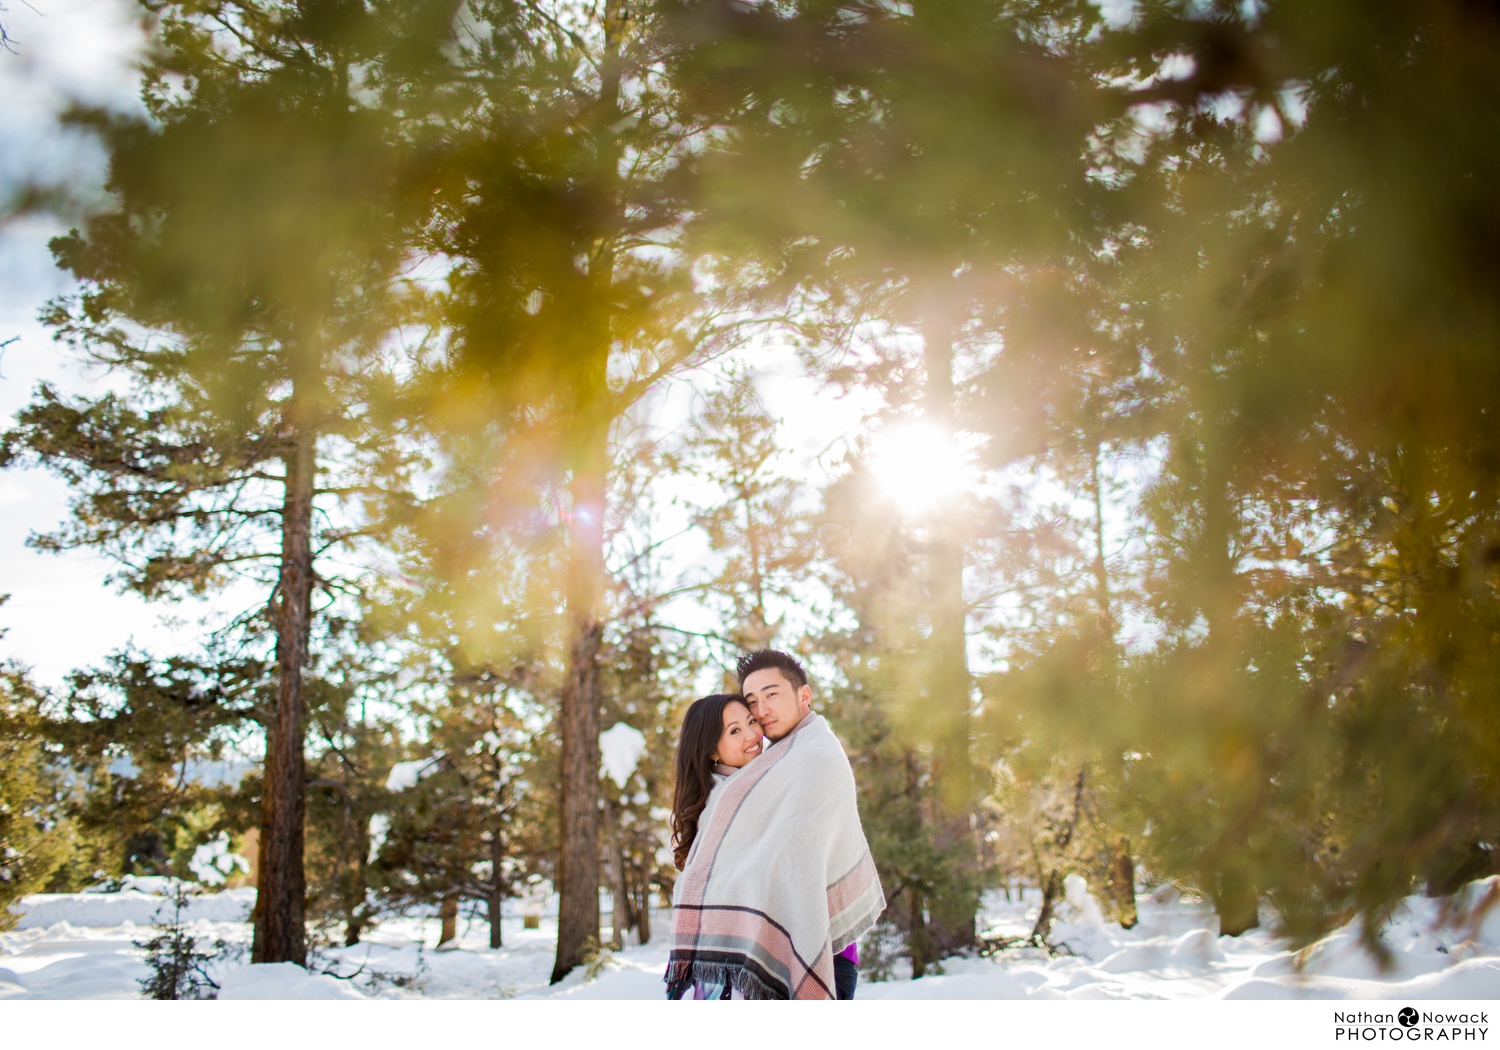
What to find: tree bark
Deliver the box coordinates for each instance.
[614,827,632,950]
[488,825,505,949]
[1211,864,1260,937]
[1108,836,1138,929]
[908,884,929,980]
[438,894,459,947]
[346,841,368,946]
[338,784,368,947]
[552,612,603,981]
[252,405,316,965]
[550,427,606,980]
[634,870,651,945]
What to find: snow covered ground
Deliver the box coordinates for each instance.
[3,875,1496,1000]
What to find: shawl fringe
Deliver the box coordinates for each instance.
[666,955,789,1001]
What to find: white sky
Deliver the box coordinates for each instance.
[0,0,200,687]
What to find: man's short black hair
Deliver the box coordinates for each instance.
[736,649,809,691]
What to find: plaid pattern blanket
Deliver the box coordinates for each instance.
[666,712,885,1000]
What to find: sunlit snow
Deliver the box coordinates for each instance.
[4,876,1496,1000]
[385,759,438,793]
[188,834,250,887]
[599,723,648,789]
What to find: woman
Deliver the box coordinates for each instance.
[669,693,762,872]
[667,693,763,1000]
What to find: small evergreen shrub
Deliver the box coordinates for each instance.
[134,883,224,1000]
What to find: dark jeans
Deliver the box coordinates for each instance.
[833,955,858,1000]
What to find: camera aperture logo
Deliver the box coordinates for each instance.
[1336,1008,1489,1042]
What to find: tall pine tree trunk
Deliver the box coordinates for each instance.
[438,894,459,947]
[908,885,929,979]
[1209,861,1260,936]
[488,790,506,949]
[344,854,367,947]
[1109,836,1138,929]
[920,303,978,957]
[253,405,316,965]
[610,818,629,951]
[550,0,627,985]
[634,870,651,945]
[332,781,366,947]
[551,430,606,981]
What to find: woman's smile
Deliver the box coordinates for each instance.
[711,699,764,768]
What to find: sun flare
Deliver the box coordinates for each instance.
[867,421,975,516]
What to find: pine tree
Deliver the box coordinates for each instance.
[0,662,76,926]
[134,882,223,1000]
[972,0,1500,944]
[373,661,549,951]
[660,0,1120,951]
[1,0,453,963]
[40,651,262,887]
[595,618,699,947]
[816,463,986,974]
[971,265,1152,932]
[669,370,813,655]
[429,0,738,981]
[360,401,566,951]
[300,655,408,947]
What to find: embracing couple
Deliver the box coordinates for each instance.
[664,649,886,1000]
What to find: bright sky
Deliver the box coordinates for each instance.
[0,0,201,687]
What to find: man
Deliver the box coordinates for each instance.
[739,649,867,1000]
[666,648,884,1000]
[738,649,812,745]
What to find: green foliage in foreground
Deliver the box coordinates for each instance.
[4,0,1500,972]
[663,0,1500,951]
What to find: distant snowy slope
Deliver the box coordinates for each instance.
[10,883,255,930]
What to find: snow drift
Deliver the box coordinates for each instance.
[2,876,1495,1000]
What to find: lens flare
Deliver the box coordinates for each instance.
[867,420,975,515]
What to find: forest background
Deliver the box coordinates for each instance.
[2,0,1498,987]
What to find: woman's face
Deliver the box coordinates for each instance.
[710,700,763,768]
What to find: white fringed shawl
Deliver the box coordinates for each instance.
[667,713,885,1000]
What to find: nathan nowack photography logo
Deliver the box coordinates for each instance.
[1335,1008,1490,1042]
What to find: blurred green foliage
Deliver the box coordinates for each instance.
[4,0,1500,973]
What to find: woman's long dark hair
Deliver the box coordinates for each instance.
[670,693,746,871]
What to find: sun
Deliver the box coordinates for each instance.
[866,420,976,516]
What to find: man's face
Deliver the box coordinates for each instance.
[741,668,812,742]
